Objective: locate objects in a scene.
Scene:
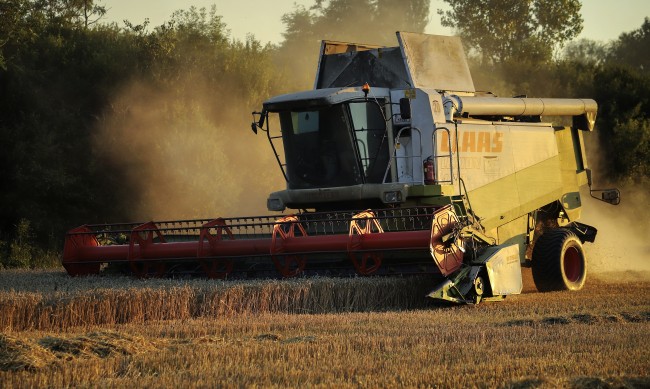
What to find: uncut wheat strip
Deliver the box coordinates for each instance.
[0,293,20,331]
[0,292,41,331]
[189,277,432,317]
[0,276,436,332]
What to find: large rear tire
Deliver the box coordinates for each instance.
[532,228,586,292]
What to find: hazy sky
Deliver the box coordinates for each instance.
[101,0,650,44]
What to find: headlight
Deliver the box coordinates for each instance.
[267,197,286,211]
[383,191,402,203]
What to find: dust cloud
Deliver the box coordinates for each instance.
[577,130,650,279]
[580,185,650,278]
[94,77,284,222]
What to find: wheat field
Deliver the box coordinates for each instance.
[0,269,648,388]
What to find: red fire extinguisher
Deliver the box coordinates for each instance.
[423,157,435,185]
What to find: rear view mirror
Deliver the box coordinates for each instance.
[600,189,621,205]
[251,111,266,134]
[590,188,621,205]
[587,169,620,205]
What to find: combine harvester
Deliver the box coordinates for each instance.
[62,33,619,303]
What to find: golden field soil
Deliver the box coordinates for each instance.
[0,269,648,388]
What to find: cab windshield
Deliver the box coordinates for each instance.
[279,100,389,189]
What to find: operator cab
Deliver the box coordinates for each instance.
[255,87,408,211]
[278,100,389,189]
[261,87,393,190]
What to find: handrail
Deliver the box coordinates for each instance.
[431,126,454,184]
[264,113,289,183]
[382,126,423,184]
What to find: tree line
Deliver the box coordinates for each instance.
[0,0,647,268]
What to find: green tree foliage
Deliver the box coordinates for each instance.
[562,39,609,66]
[277,0,430,89]
[438,0,583,65]
[0,1,282,266]
[0,1,139,252]
[0,0,107,68]
[607,17,650,75]
[592,67,650,182]
[562,23,650,184]
[0,219,58,268]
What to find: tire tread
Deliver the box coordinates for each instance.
[532,228,581,292]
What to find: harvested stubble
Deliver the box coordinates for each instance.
[0,334,53,371]
[0,270,649,387]
[0,330,155,372]
[2,287,649,388]
[0,269,433,332]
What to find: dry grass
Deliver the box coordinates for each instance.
[0,269,648,388]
